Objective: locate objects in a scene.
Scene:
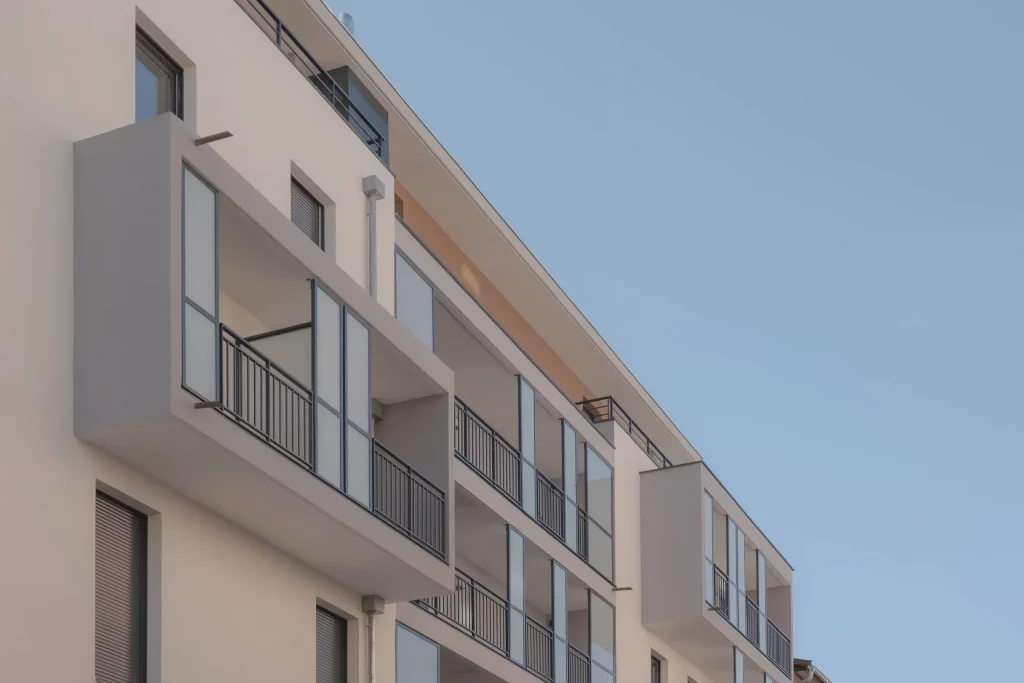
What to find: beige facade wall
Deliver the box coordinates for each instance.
[613,425,711,683]
[396,181,593,402]
[0,0,398,680]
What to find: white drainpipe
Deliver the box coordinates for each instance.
[361,595,385,683]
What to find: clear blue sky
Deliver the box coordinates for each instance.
[332,1,1024,679]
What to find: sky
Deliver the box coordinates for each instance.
[329,1,1024,679]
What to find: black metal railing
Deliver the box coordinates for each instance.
[372,439,447,560]
[712,564,729,616]
[766,617,792,676]
[454,398,521,502]
[220,325,314,467]
[415,569,508,654]
[536,471,566,539]
[525,616,554,681]
[744,595,760,645]
[576,396,670,468]
[576,507,589,560]
[569,644,590,683]
[235,0,386,159]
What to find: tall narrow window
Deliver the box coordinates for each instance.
[135,29,182,121]
[291,179,324,248]
[651,656,662,683]
[314,283,343,489]
[519,378,537,519]
[507,526,526,666]
[585,446,614,580]
[345,311,371,506]
[182,167,218,402]
[95,492,146,683]
[589,592,615,683]
[396,624,439,683]
[316,607,346,683]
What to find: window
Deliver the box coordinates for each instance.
[316,607,346,683]
[95,492,146,683]
[396,624,438,683]
[135,28,182,121]
[291,179,324,248]
[651,656,662,683]
[586,446,614,579]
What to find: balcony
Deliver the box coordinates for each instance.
[639,461,793,683]
[234,0,387,161]
[73,114,454,600]
[577,396,670,469]
[403,489,612,683]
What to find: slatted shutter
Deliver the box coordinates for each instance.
[291,179,324,248]
[316,607,346,683]
[96,492,146,683]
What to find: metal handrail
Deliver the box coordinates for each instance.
[416,568,508,654]
[525,616,554,681]
[569,643,590,683]
[454,397,522,502]
[536,470,566,540]
[576,396,670,468]
[220,324,313,467]
[766,616,792,676]
[744,595,760,646]
[235,0,386,159]
[576,506,589,560]
[372,438,447,560]
[711,563,729,616]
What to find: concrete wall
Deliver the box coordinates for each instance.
[0,0,418,677]
[375,394,451,494]
[620,427,710,683]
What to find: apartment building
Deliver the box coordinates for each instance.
[0,0,797,682]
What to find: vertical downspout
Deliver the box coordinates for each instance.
[362,176,385,299]
[361,595,384,683]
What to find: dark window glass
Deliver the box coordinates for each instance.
[135,29,182,121]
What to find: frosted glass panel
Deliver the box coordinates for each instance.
[522,463,536,519]
[315,288,341,410]
[346,426,370,506]
[395,253,433,350]
[586,447,612,530]
[396,624,438,683]
[733,647,744,683]
[345,312,370,431]
[588,522,613,579]
[316,404,342,488]
[563,422,577,502]
[757,552,767,651]
[184,304,217,400]
[554,639,567,683]
[736,528,746,632]
[519,380,535,465]
[508,528,525,609]
[704,491,715,604]
[590,594,615,672]
[553,563,567,637]
[565,500,577,552]
[591,666,613,683]
[727,518,738,626]
[183,169,217,314]
[509,609,524,665]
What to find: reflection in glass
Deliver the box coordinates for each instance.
[395,253,434,350]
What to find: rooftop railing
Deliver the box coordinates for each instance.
[235,0,386,159]
[576,396,670,468]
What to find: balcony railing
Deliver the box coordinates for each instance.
[217,325,446,560]
[454,397,521,502]
[220,325,313,466]
[766,617,792,676]
[569,644,590,683]
[536,471,566,539]
[235,0,386,159]
[525,616,554,681]
[744,595,760,645]
[711,563,729,616]
[576,396,670,468]
[415,569,508,654]
[372,440,447,560]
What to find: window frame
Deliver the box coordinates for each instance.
[135,27,183,120]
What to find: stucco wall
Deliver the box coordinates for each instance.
[0,0,402,679]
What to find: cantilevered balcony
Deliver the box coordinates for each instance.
[73,114,454,600]
[639,461,793,682]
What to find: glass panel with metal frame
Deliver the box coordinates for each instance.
[135,28,182,121]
